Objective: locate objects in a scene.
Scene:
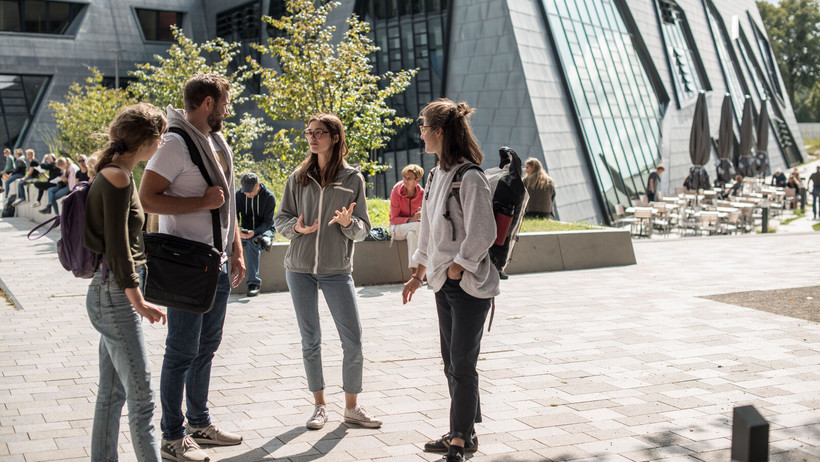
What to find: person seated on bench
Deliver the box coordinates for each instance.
[389,164,424,273]
[236,172,276,297]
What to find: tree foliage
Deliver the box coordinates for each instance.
[250,0,417,178]
[757,0,820,121]
[130,26,270,161]
[47,68,136,159]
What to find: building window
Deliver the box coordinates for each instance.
[748,14,783,102]
[216,1,261,91]
[0,0,85,35]
[541,0,669,222]
[655,0,710,106]
[354,0,450,195]
[135,8,182,42]
[0,74,50,149]
[703,0,748,124]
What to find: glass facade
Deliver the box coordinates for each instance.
[748,14,783,102]
[703,0,747,124]
[0,74,50,149]
[541,0,667,221]
[354,0,449,195]
[216,1,261,92]
[135,8,182,42]
[655,0,709,106]
[0,0,85,34]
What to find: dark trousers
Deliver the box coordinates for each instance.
[435,278,491,445]
[33,181,54,201]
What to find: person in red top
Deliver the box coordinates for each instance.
[389,164,424,273]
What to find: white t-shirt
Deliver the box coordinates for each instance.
[145,132,230,251]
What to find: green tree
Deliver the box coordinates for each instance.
[250,0,417,178]
[757,0,820,119]
[129,26,271,179]
[48,68,136,158]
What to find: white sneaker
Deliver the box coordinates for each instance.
[160,435,210,462]
[344,405,382,428]
[306,404,327,430]
[11,198,24,206]
[31,201,39,207]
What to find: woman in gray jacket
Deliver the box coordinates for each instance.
[274,113,382,431]
[402,99,500,462]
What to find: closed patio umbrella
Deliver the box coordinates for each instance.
[737,96,756,177]
[755,98,770,176]
[689,91,711,190]
[715,93,735,186]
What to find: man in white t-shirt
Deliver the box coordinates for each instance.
[140,74,245,462]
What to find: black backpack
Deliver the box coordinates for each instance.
[2,194,17,218]
[438,146,528,272]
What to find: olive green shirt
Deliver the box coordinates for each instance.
[83,172,145,290]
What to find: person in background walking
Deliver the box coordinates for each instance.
[808,166,820,220]
[402,98,500,462]
[274,112,382,431]
[522,157,556,218]
[83,102,168,462]
[389,163,424,274]
[646,164,664,202]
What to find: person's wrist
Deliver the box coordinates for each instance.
[412,275,423,284]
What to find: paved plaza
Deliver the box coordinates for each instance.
[0,216,818,461]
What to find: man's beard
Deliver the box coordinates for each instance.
[208,109,224,133]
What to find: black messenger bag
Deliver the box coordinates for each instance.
[144,127,224,314]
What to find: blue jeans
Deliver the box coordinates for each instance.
[813,188,820,218]
[160,263,230,441]
[47,185,69,213]
[16,176,36,199]
[435,278,491,446]
[242,229,274,287]
[4,173,23,198]
[86,267,161,462]
[285,271,363,394]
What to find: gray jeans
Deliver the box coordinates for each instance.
[285,271,363,394]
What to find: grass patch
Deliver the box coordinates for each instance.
[780,208,806,226]
[813,222,820,232]
[273,198,599,241]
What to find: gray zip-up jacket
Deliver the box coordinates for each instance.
[414,162,500,299]
[274,164,370,274]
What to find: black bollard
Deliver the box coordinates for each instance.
[761,207,768,233]
[731,405,769,462]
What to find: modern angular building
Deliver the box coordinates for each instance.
[1,0,806,224]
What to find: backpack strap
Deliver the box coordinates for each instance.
[168,127,223,253]
[444,163,482,241]
[27,216,60,240]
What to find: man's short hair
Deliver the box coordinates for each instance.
[656,164,665,171]
[241,172,258,193]
[183,74,231,111]
[401,164,424,181]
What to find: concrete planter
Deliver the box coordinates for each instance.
[247,229,635,293]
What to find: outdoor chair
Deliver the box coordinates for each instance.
[631,207,654,238]
[698,211,720,236]
[784,187,796,210]
[613,204,636,228]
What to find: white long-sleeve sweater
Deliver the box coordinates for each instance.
[413,162,500,299]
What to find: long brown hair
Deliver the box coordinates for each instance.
[523,157,553,190]
[92,103,167,172]
[419,98,482,171]
[297,113,348,187]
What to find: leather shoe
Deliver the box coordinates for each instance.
[247,284,260,297]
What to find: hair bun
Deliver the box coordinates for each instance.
[455,102,475,118]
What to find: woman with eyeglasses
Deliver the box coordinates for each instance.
[83,103,168,462]
[402,98,500,462]
[76,154,91,182]
[274,113,382,431]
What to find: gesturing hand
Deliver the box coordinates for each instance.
[295,214,319,234]
[328,202,356,228]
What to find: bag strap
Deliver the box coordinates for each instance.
[444,163,482,241]
[27,216,60,240]
[168,127,223,252]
